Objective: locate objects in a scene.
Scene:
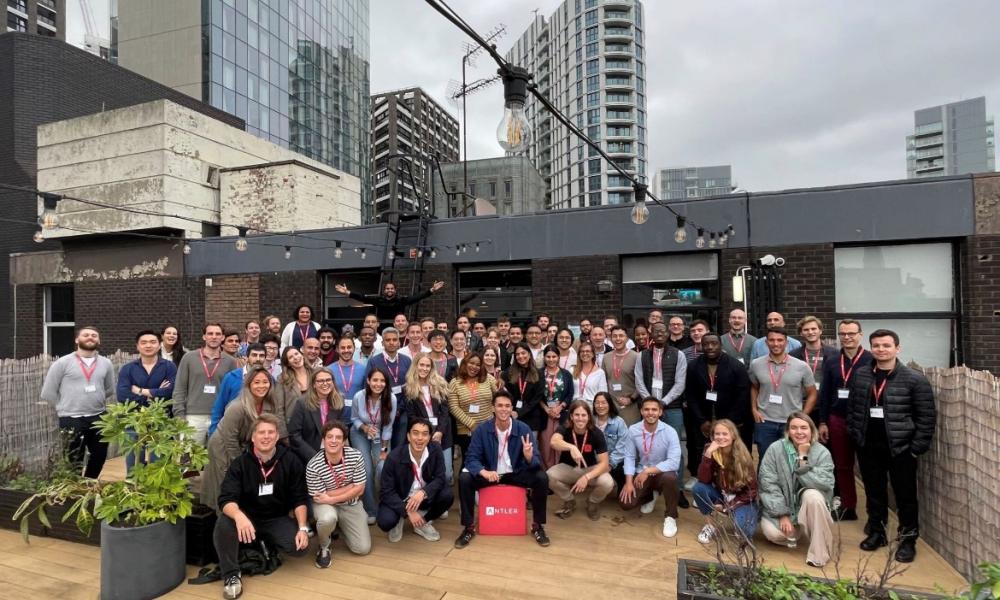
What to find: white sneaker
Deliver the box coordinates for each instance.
[684,478,697,492]
[414,521,441,542]
[388,518,404,543]
[662,517,678,538]
[697,524,716,544]
[439,510,449,519]
[366,515,376,526]
[640,491,658,514]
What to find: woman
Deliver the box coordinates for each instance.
[350,368,398,523]
[593,392,628,492]
[759,411,835,567]
[547,400,614,521]
[449,329,469,366]
[572,341,607,406]
[482,346,504,385]
[539,344,574,468]
[273,346,312,420]
[692,419,760,544]
[403,353,454,483]
[633,324,650,352]
[160,325,185,365]
[555,328,577,371]
[504,342,545,433]
[288,369,349,464]
[202,367,285,510]
[484,327,509,369]
[447,352,497,457]
[280,304,321,349]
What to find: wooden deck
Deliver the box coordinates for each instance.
[0,457,968,599]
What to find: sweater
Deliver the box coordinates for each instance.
[209,367,248,435]
[217,445,308,521]
[695,449,758,508]
[40,352,116,417]
[172,349,237,418]
[115,357,176,408]
[447,375,498,435]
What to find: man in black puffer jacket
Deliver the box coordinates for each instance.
[846,329,936,564]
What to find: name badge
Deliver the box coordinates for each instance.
[344,398,353,407]
[768,393,783,405]
[84,384,97,393]
[516,400,523,409]
[814,382,821,391]
[469,404,480,414]
[651,376,663,389]
[203,385,216,394]
[870,407,885,419]
[652,387,663,398]
[612,383,623,392]
[705,391,718,402]
[428,417,438,427]
[838,388,850,399]
[391,385,402,395]
[258,483,274,496]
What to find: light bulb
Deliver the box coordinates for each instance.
[33,229,44,243]
[334,242,343,259]
[709,233,717,248]
[673,215,687,243]
[235,237,248,251]
[284,246,292,260]
[183,242,192,255]
[630,202,649,225]
[40,209,59,230]
[455,246,461,256]
[475,243,480,253]
[360,248,366,260]
[719,234,728,247]
[430,249,437,258]
[695,229,705,249]
[497,101,530,153]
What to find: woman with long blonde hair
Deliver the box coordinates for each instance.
[692,418,759,544]
[403,353,454,482]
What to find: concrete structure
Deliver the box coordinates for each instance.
[654,165,733,201]
[114,0,371,212]
[434,156,547,217]
[506,0,647,210]
[5,0,63,39]
[37,100,361,240]
[907,97,995,178]
[371,87,459,221]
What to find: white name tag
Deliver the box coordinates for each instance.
[768,393,783,405]
[516,400,523,409]
[429,417,438,427]
[469,404,480,414]
[344,398,353,407]
[203,385,216,394]
[705,391,718,402]
[258,483,274,496]
[612,383,623,392]
[738,357,745,364]
[838,388,850,399]
[651,377,663,389]
[814,382,821,391]
[84,384,97,393]
[870,407,884,418]
[392,386,402,395]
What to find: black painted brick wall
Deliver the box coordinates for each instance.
[961,234,1000,373]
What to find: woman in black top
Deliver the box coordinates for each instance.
[288,369,348,463]
[504,342,544,434]
[403,353,454,483]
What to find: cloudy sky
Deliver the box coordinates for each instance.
[371,0,1000,193]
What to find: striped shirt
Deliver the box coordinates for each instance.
[305,446,366,504]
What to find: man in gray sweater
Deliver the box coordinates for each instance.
[40,326,116,479]
[172,323,236,444]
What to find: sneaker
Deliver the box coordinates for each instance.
[414,521,441,542]
[222,574,243,599]
[531,524,551,547]
[314,546,332,569]
[439,510,449,519]
[388,518,404,543]
[454,526,476,549]
[662,516,678,538]
[366,515,376,526]
[555,499,576,519]
[684,478,697,492]
[586,502,600,521]
[806,559,825,568]
[640,497,656,514]
[697,524,716,544]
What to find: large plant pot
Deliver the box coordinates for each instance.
[0,488,45,536]
[100,519,186,600]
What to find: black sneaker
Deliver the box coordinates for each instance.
[678,492,690,509]
[454,527,476,549]
[223,573,243,599]
[315,545,332,569]
[531,525,551,547]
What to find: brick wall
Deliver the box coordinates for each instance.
[205,274,261,331]
[12,284,44,358]
[531,256,622,325]
[961,234,1000,373]
[258,271,322,326]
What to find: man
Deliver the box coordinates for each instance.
[378,418,453,543]
[237,320,261,358]
[41,326,116,479]
[589,325,611,366]
[508,325,524,347]
[750,312,802,360]
[577,318,593,347]
[496,316,512,347]
[472,321,487,340]
[427,330,458,381]
[393,313,409,340]
[603,326,641,425]
[847,329,935,563]
[173,323,237,444]
[525,324,546,368]
[116,330,177,473]
[789,316,839,402]
[536,313,551,332]
[353,325,379,365]
[619,397,682,538]
[682,319,710,363]
[420,317,437,340]
[317,327,338,366]
[222,329,241,358]
[305,420,371,569]
[455,315,484,352]
[720,308,756,366]
[361,314,384,354]
[399,322,430,359]
[301,337,323,369]
[334,280,446,321]
[263,315,282,337]
[818,319,872,523]
[332,337,366,400]
[367,328,412,448]
[647,309,664,327]
[261,334,281,380]
[749,327,816,458]
[634,322,688,507]
[436,321,449,332]
[209,344,267,435]
[454,391,550,549]
[603,316,636,350]
[214,415,309,599]
[667,316,693,350]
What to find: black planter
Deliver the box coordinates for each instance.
[185,503,218,566]
[46,500,101,546]
[677,559,949,600]
[100,519,186,600]
[0,488,45,537]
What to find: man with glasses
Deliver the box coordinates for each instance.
[261,334,282,379]
[666,316,693,350]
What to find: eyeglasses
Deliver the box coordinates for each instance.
[838,332,860,338]
[315,379,334,385]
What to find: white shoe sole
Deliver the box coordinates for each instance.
[414,526,441,542]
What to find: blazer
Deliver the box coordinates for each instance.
[684,353,752,427]
[502,371,547,432]
[379,443,449,515]
[287,398,351,464]
[404,391,453,450]
[464,418,541,475]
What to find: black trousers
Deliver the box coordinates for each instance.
[610,463,626,494]
[376,486,455,531]
[857,422,920,536]
[213,513,307,578]
[59,415,108,479]
[458,468,548,527]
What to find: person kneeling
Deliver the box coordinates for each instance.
[547,400,614,520]
[304,420,372,569]
[214,414,309,600]
[618,397,682,538]
[455,390,550,549]
[378,418,454,542]
[692,419,760,545]
[759,411,835,568]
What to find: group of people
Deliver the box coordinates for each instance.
[39,281,937,600]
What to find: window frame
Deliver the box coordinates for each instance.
[43,285,75,357]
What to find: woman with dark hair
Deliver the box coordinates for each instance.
[447,352,497,456]
[350,368,398,523]
[280,304,321,349]
[504,342,544,433]
[539,344,574,467]
[481,346,503,384]
[555,328,577,371]
[572,341,608,406]
[633,324,650,352]
[547,400,614,520]
[593,391,628,492]
[273,346,313,420]
[160,325,186,365]
[288,368,349,463]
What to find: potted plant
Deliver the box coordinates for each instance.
[15,399,208,600]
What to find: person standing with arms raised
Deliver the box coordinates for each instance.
[334,280,446,321]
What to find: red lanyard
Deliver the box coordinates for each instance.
[498,429,511,459]
[804,348,822,374]
[199,351,222,380]
[384,357,400,384]
[727,333,745,353]
[421,386,434,413]
[559,354,571,369]
[641,428,655,460]
[518,377,527,398]
[411,460,424,487]
[326,456,346,487]
[578,365,596,393]
[255,400,264,415]
[572,430,589,456]
[872,370,889,405]
[768,361,788,390]
[75,354,98,382]
[707,372,716,391]
[297,323,311,342]
[434,357,447,376]
[366,397,380,426]
[336,362,355,395]
[612,351,628,378]
[256,454,276,482]
[653,348,663,372]
[840,351,863,384]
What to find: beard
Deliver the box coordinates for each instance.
[78,340,99,351]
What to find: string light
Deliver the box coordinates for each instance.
[474,242,480,252]
[695,228,705,249]
[183,242,192,255]
[709,232,717,248]
[673,216,687,244]
[284,246,292,260]
[359,247,366,260]
[430,248,437,258]
[235,226,248,251]
[40,194,60,230]
[33,226,44,243]
[334,241,343,259]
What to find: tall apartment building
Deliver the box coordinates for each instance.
[506,0,647,210]
[907,97,995,178]
[6,0,63,38]
[654,165,733,201]
[371,87,459,221]
[114,0,371,216]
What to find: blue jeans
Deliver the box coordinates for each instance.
[442,446,454,485]
[692,481,760,539]
[390,410,408,450]
[660,407,685,490]
[754,420,786,460]
[349,427,385,518]
[125,428,157,474]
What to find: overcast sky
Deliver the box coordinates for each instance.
[372,0,1000,193]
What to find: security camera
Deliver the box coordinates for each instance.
[758,254,776,266]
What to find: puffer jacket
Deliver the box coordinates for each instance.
[758,438,834,527]
[846,363,936,457]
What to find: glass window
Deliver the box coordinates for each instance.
[44,285,75,356]
[851,319,952,368]
[834,243,953,313]
[504,180,512,198]
[586,59,599,75]
[459,266,533,321]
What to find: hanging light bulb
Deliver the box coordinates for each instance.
[496,65,531,153]
[475,242,480,253]
[417,249,424,258]
[719,233,728,247]
[334,241,343,259]
[235,226,248,251]
[284,246,292,260]
[695,228,706,249]
[33,227,44,243]
[673,215,687,244]
[359,247,366,260]
[430,248,437,259]
[630,201,649,225]
[709,232,717,248]
[727,224,735,238]
[183,242,192,255]
[40,194,60,230]
[455,245,461,256]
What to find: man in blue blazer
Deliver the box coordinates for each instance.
[454,390,550,549]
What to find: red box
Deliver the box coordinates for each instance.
[477,485,528,536]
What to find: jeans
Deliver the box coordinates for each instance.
[124,428,158,474]
[754,420,786,461]
[442,446,454,485]
[390,410,408,450]
[349,427,385,518]
[660,407,685,490]
[59,415,108,479]
[827,414,857,510]
[692,481,760,539]
[857,423,920,536]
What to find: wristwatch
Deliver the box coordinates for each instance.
[298,526,310,532]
